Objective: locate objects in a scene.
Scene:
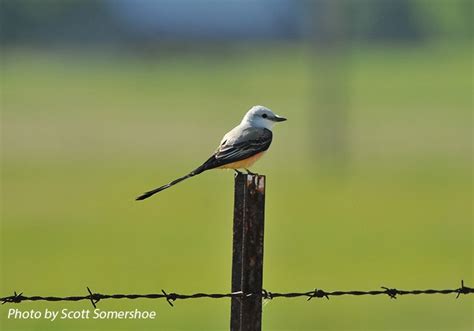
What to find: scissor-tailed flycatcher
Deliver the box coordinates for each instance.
[136,105,286,200]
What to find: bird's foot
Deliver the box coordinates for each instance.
[245,168,258,176]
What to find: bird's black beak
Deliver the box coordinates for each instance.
[273,115,287,122]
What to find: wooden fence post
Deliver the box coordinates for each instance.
[231,173,265,331]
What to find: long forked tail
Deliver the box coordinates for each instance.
[135,163,211,201]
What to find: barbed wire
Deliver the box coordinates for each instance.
[1,280,472,308]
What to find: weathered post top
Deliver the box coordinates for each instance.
[231,173,266,331]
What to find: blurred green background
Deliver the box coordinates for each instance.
[1,0,472,330]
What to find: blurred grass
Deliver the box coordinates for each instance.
[1,43,472,330]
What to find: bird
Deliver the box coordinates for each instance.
[136,105,286,200]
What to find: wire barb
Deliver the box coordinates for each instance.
[307,289,329,301]
[261,289,273,300]
[456,280,471,299]
[2,291,23,305]
[381,287,398,299]
[161,289,175,307]
[86,287,101,308]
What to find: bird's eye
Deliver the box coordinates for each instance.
[262,114,268,118]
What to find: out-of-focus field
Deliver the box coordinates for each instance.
[1,44,472,330]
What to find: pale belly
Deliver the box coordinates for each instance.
[218,152,266,169]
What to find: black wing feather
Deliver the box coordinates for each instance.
[199,128,272,170]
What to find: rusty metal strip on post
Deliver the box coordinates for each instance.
[231,173,266,331]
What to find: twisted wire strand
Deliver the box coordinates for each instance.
[2,280,472,308]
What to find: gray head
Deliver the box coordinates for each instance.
[241,105,287,130]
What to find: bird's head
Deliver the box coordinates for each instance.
[242,105,287,130]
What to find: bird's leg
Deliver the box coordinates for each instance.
[245,168,258,176]
[234,169,243,175]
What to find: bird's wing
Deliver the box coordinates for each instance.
[214,126,273,163]
[191,126,272,174]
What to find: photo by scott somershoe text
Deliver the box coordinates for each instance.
[7,308,157,321]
